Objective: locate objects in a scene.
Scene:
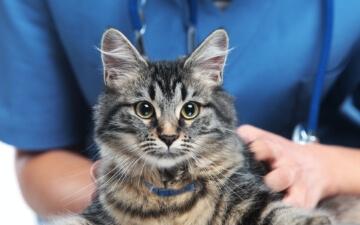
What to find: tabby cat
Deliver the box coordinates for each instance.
[53,29,359,225]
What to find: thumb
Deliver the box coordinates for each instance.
[237,125,287,144]
[90,160,101,182]
[237,125,271,143]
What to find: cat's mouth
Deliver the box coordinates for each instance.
[148,149,186,158]
[144,147,189,168]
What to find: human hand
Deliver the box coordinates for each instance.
[237,125,338,209]
[90,160,101,182]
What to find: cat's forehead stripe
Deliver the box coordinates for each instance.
[181,83,187,101]
[148,84,156,100]
[156,79,168,97]
[171,77,181,92]
[148,62,185,99]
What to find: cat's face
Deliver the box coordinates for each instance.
[95,29,237,169]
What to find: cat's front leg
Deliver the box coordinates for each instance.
[259,202,333,225]
[50,215,94,225]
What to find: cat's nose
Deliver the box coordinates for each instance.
[159,134,179,147]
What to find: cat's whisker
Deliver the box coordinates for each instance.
[61,162,120,206]
[137,159,147,188]
[187,144,249,201]
[191,142,266,180]
[61,144,141,205]
[100,151,143,190]
[110,152,147,189]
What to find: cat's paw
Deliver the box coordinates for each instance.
[297,214,332,225]
[49,215,92,225]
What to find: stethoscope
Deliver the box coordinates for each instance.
[128,0,334,145]
[129,0,197,55]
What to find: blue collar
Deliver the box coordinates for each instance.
[144,181,196,197]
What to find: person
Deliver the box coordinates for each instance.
[0,0,360,219]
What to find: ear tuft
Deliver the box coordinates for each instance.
[184,29,229,86]
[100,28,147,88]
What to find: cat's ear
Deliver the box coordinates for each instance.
[100,28,147,88]
[184,29,229,86]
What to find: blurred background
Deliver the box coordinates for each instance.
[0,141,36,224]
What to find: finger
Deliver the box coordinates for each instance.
[237,125,287,143]
[264,167,296,192]
[250,139,276,162]
[283,195,303,208]
[283,184,318,209]
[237,125,266,143]
[283,189,307,208]
[284,185,320,209]
[90,160,101,182]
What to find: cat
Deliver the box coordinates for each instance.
[52,28,359,225]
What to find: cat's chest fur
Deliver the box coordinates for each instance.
[112,197,215,225]
[100,179,218,225]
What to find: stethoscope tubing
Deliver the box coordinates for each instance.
[307,0,334,135]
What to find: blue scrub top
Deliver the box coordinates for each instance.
[0,0,359,154]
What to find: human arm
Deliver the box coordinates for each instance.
[15,149,95,218]
[237,125,360,209]
[0,0,94,216]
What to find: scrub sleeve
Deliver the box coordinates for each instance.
[0,0,89,151]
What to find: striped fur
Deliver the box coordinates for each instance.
[52,29,357,225]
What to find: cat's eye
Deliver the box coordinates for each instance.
[135,101,154,119]
[181,102,200,120]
